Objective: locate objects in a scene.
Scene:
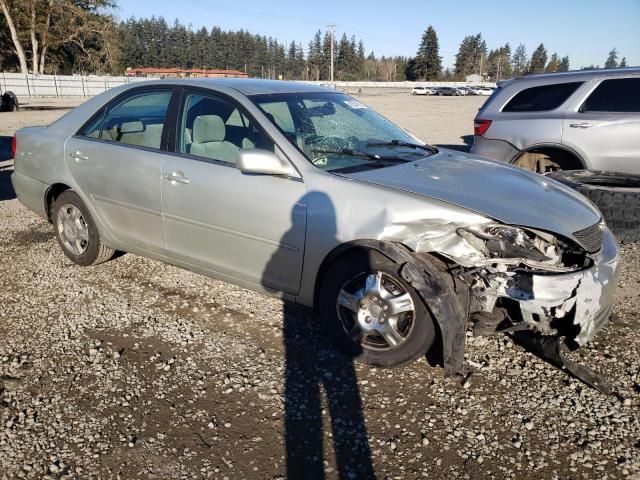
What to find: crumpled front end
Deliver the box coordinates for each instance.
[380,216,621,351]
[469,227,620,347]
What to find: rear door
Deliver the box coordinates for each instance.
[65,87,174,252]
[161,89,307,294]
[562,77,640,173]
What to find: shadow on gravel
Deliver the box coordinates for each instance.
[0,135,12,161]
[435,134,474,153]
[0,137,16,201]
[19,105,72,111]
[263,192,375,479]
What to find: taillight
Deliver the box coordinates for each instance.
[11,135,16,159]
[474,119,492,137]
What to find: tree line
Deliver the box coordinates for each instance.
[120,18,410,82]
[407,26,630,81]
[0,1,632,81]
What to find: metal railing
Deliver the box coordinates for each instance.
[1,72,497,98]
[0,73,158,98]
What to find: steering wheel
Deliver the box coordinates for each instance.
[305,135,351,167]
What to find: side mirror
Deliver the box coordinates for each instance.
[237,149,296,177]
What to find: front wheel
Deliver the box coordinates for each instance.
[52,190,115,266]
[319,249,436,368]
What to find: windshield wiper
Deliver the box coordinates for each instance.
[311,148,381,160]
[366,139,438,154]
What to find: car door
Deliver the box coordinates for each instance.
[563,77,640,173]
[65,87,174,252]
[161,89,307,295]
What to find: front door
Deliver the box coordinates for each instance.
[161,91,307,295]
[563,77,640,173]
[65,88,174,252]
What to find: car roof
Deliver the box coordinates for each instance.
[141,78,336,95]
[499,66,640,87]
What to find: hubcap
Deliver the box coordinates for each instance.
[56,204,89,255]
[336,272,415,351]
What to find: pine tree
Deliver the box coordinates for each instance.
[558,56,570,72]
[335,33,351,79]
[487,43,512,80]
[545,53,560,72]
[512,43,527,76]
[308,30,323,80]
[529,43,547,73]
[454,33,487,79]
[604,48,618,68]
[620,57,627,68]
[404,58,417,81]
[415,25,442,80]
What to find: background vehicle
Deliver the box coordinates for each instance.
[437,86,462,96]
[411,86,437,95]
[471,68,640,174]
[11,79,619,375]
[469,86,494,96]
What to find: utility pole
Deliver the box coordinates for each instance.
[327,23,336,83]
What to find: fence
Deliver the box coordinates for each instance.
[0,73,159,98]
[1,72,497,98]
[303,80,497,88]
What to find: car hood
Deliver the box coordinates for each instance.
[342,149,602,239]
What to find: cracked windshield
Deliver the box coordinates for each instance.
[252,92,436,172]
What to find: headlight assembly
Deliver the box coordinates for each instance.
[457,224,563,266]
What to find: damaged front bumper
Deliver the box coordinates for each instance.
[492,227,620,347]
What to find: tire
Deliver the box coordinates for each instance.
[52,190,115,265]
[318,248,436,368]
[547,170,640,243]
[1,91,18,112]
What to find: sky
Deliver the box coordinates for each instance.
[117,0,640,69]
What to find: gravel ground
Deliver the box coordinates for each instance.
[0,95,639,479]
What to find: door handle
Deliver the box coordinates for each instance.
[163,172,191,184]
[569,123,593,129]
[70,150,89,161]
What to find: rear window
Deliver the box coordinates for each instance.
[502,82,582,112]
[582,78,640,113]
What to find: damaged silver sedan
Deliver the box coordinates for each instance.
[11,79,620,380]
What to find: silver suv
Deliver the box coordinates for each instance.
[471,68,640,173]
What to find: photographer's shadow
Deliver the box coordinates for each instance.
[262,191,375,479]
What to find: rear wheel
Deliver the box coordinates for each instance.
[52,191,115,266]
[319,249,436,368]
[512,149,583,174]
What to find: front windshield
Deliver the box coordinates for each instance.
[250,92,435,172]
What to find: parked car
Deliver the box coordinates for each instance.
[411,86,437,95]
[471,67,640,173]
[12,79,619,377]
[469,86,494,96]
[437,86,462,96]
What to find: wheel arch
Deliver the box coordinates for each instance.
[313,240,390,313]
[313,239,469,377]
[44,182,72,222]
[511,143,588,169]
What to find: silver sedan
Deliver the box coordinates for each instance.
[11,79,620,376]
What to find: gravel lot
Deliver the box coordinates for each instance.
[0,93,639,479]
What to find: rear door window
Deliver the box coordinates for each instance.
[82,90,173,149]
[582,78,640,113]
[502,82,582,112]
